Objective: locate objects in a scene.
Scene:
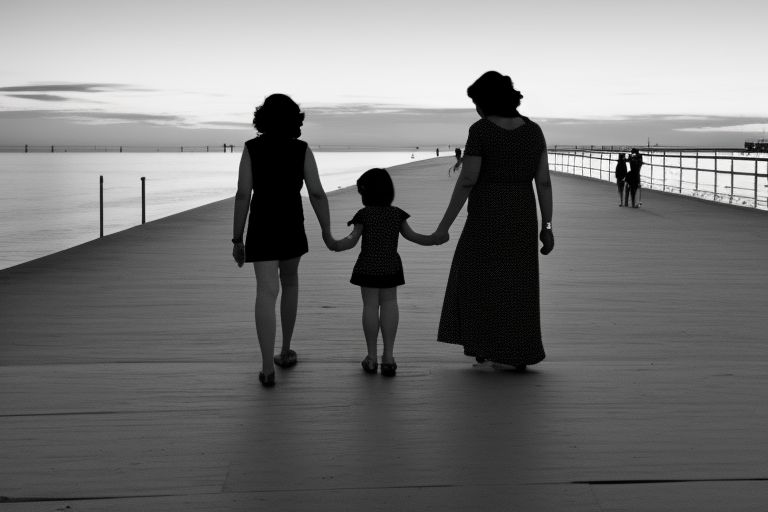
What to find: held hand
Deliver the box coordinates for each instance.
[232,242,245,267]
[539,229,554,255]
[431,230,450,245]
[321,231,335,251]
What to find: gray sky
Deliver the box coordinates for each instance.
[1,0,766,146]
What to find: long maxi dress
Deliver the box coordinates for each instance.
[437,116,547,366]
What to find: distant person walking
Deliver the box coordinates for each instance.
[615,153,628,206]
[625,148,643,208]
[329,168,440,376]
[232,93,334,387]
[436,147,440,157]
[432,70,554,372]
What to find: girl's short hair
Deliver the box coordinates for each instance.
[253,94,305,138]
[357,168,395,207]
[467,71,523,117]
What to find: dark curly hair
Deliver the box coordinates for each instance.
[467,71,523,117]
[357,168,395,207]
[253,93,305,138]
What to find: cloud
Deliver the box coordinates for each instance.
[677,123,768,134]
[7,94,70,102]
[0,109,183,125]
[0,83,125,93]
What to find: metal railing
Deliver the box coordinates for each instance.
[548,146,768,210]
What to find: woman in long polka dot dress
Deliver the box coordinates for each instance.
[331,168,438,376]
[433,71,555,371]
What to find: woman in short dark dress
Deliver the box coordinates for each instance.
[232,94,333,387]
[432,71,554,371]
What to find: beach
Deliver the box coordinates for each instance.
[2,157,768,510]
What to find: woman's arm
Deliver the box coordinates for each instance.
[534,149,553,226]
[534,149,554,255]
[232,147,252,266]
[332,224,363,252]
[434,155,481,240]
[233,146,252,239]
[303,147,333,247]
[401,220,435,246]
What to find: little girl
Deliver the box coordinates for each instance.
[331,168,436,376]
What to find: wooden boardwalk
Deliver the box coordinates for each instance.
[1,158,767,511]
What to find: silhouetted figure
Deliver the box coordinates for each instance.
[328,168,439,377]
[232,93,334,387]
[615,153,628,206]
[449,147,463,175]
[436,147,440,157]
[433,70,554,372]
[625,148,643,208]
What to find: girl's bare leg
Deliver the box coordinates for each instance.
[361,287,380,360]
[278,257,301,354]
[379,287,399,364]
[254,261,280,375]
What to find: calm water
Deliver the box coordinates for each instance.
[0,151,437,270]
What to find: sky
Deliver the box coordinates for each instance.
[1,0,767,147]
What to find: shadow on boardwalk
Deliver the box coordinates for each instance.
[1,158,767,511]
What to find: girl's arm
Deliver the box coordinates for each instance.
[433,155,481,241]
[331,224,363,252]
[401,220,435,246]
[303,147,334,248]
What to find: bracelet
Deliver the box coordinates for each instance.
[232,237,243,244]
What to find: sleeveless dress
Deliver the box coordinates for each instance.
[244,135,309,262]
[348,206,410,288]
[437,117,547,366]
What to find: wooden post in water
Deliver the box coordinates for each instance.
[99,176,104,238]
[141,177,146,224]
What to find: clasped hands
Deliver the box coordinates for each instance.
[321,229,449,252]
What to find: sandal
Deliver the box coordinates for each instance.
[380,360,397,377]
[361,356,378,374]
[258,371,275,387]
[274,349,298,368]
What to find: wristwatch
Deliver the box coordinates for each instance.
[543,222,552,230]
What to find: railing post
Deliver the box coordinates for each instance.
[100,175,104,238]
[730,158,735,204]
[679,152,683,193]
[714,154,718,201]
[695,151,699,193]
[662,151,666,191]
[141,177,146,224]
[24,144,28,153]
[755,160,759,208]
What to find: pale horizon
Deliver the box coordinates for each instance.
[1,0,767,148]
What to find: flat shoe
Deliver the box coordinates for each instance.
[274,349,297,368]
[361,356,378,374]
[258,371,275,387]
[381,360,397,377]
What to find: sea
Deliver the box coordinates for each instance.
[0,150,438,270]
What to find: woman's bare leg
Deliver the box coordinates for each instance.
[278,257,301,354]
[379,287,399,364]
[361,287,380,360]
[254,261,280,375]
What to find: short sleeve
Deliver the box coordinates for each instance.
[463,121,483,157]
[348,208,367,226]
[395,207,410,224]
